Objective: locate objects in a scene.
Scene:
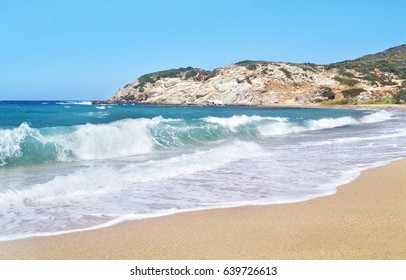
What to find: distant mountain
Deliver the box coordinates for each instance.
[107,45,406,106]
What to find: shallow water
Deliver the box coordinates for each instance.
[1,101,405,240]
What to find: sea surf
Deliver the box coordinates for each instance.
[1,101,406,241]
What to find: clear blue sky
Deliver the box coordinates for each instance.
[1,0,405,100]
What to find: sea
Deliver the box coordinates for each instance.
[1,101,406,241]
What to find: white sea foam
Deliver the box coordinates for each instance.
[307,111,393,129]
[55,118,160,160]
[258,121,305,136]
[202,115,286,132]
[360,110,394,123]
[0,124,30,164]
[0,123,49,166]
[0,166,126,208]
[259,111,394,136]
[0,118,161,165]
[1,108,404,241]
[306,116,358,130]
[0,141,264,211]
[120,141,265,183]
[0,111,394,166]
[302,129,406,147]
[57,101,92,105]
[77,111,110,118]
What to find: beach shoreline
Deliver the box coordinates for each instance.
[0,158,405,260]
[90,101,406,110]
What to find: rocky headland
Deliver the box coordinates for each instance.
[106,45,406,106]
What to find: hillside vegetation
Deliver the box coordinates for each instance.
[109,45,406,106]
[326,44,406,79]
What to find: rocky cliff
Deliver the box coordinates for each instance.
[109,45,406,106]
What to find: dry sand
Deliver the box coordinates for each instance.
[0,159,405,260]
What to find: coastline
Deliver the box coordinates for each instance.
[91,100,406,108]
[0,158,405,259]
[91,101,406,112]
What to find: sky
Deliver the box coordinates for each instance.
[0,0,405,100]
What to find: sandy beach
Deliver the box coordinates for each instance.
[0,159,405,260]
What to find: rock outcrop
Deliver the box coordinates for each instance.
[109,45,406,106]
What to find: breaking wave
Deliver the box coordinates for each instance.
[0,141,263,209]
[0,111,394,167]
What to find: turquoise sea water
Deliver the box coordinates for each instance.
[1,101,406,240]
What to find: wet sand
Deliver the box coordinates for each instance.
[0,159,405,259]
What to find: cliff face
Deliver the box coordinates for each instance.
[110,46,406,106]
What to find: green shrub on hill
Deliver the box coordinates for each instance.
[333,76,358,86]
[341,88,365,98]
[279,68,292,79]
[338,69,355,78]
[394,89,406,104]
[136,67,210,88]
[235,60,269,70]
[185,69,199,79]
[327,44,406,79]
[360,98,396,104]
[363,73,380,83]
[322,97,397,105]
[321,98,357,105]
[319,86,335,99]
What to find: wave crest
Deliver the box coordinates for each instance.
[0,111,393,167]
[0,141,263,209]
[258,111,393,136]
[0,118,161,166]
[0,123,55,166]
